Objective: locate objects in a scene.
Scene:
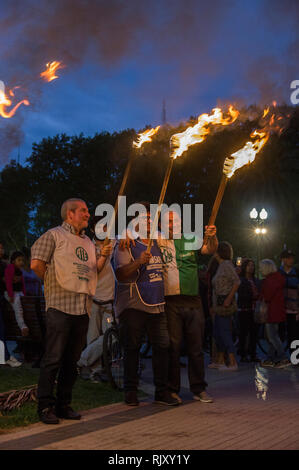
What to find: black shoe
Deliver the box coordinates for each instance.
[39,407,60,425]
[56,405,81,420]
[154,391,180,406]
[240,356,249,363]
[250,356,261,363]
[125,391,139,406]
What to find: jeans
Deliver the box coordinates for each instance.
[0,296,10,362]
[119,308,169,394]
[37,308,89,411]
[214,314,235,354]
[265,323,287,362]
[166,296,207,395]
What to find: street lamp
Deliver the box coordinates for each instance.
[249,207,269,277]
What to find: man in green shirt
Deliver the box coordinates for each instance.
[158,211,218,403]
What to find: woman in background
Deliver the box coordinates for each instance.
[237,259,260,363]
[4,251,28,336]
[260,259,290,369]
[212,242,240,371]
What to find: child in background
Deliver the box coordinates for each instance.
[4,251,28,336]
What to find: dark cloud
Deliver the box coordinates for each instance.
[0,0,297,163]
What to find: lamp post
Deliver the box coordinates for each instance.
[250,208,268,277]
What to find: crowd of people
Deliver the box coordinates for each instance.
[0,198,298,426]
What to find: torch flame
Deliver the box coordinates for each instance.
[0,81,29,119]
[223,104,288,179]
[40,61,63,82]
[170,106,239,159]
[223,130,269,179]
[133,125,160,149]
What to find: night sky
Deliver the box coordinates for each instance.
[0,0,298,166]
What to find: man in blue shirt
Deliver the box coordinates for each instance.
[279,250,299,355]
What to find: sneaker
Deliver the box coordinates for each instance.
[261,360,275,368]
[125,391,139,406]
[218,364,238,371]
[170,392,183,404]
[154,391,180,406]
[274,359,292,369]
[39,407,60,425]
[208,362,223,369]
[6,356,22,367]
[193,391,214,403]
[56,405,81,420]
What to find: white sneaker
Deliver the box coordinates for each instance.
[6,356,22,367]
[208,363,223,369]
[218,364,238,371]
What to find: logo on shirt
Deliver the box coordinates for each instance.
[76,247,88,262]
[160,248,173,265]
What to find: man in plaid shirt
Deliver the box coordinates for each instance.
[31,198,112,424]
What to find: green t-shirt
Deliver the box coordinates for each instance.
[158,235,201,296]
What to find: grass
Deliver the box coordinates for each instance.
[0,363,124,431]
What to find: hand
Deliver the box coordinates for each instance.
[204,225,217,238]
[223,297,231,308]
[138,251,151,265]
[119,231,136,251]
[100,243,113,258]
[21,327,29,337]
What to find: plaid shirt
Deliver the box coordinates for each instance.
[31,222,93,316]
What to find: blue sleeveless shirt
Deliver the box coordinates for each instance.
[129,240,165,306]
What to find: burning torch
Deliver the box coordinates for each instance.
[104,126,160,242]
[146,107,239,253]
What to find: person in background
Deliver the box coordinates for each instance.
[0,243,22,367]
[212,242,240,371]
[77,217,116,382]
[260,259,291,369]
[206,255,221,368]
[279,250,299,355]
[21,247,43,296]
[4,251,29,337]
[237,258,260,363]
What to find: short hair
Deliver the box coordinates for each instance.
[61,198,85,221]
[217,241,233,261]
[260,259,277,277]
[10,251,24,263]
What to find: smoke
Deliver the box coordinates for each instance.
[0,117,25,162]
[0,0,297,163]
[245,0,299,104]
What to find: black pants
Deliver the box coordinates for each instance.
[37,308,89,411]
[166,295,207,395]
[238,310,258,358]
[286,313,299,353]
[119,309,169,394]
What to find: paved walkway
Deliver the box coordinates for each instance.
[0,359,299,450]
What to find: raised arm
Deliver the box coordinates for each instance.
[200,225,218,255]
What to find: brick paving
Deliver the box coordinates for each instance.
[0,360,298,450]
